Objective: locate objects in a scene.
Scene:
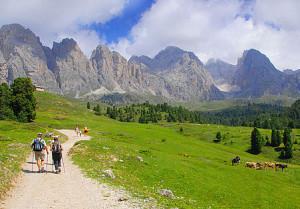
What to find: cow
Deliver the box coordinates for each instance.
[245,162,257,169]
[256,162,265,170]
[232,156,241,166]
[264,162,276,170]
[276,163,288,172]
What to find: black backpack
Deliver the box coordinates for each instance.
[32,138,45,151]
[52,141,62,153]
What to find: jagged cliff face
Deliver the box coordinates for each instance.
[0,51,8,83]
[90,45,146,93]
[1,24,299,102]
[0,24,222,101]
[47,39,99,97]
[205,59,236,92]
[0,24,60,92]
[129,46,223,100]
[232,49,286,97]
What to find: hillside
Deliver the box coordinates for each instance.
[0,92,299,208]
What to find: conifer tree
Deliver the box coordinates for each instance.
[250,127,263,154]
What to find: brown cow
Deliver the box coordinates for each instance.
[245,162,257,169]
[264,162,276,170]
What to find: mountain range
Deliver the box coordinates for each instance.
[0,24,299,103]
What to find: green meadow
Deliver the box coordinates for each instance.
[1,92,300,208]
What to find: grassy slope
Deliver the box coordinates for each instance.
[1,92,300,209]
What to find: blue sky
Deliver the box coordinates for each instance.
[85,0,155,43]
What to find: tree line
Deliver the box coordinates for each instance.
[89,101,299,130]
[0,78,36,122]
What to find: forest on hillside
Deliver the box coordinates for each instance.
[90,100,300,130]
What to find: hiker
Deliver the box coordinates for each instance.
[51,136,63,174]
[79,130,82,137]
[83,126,88,135]
[31,133,49,173]
[75,126,79,136]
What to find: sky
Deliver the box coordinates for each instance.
[0,0,299,70]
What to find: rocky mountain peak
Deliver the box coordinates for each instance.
[0,23,45,60]
[52,38,79,58]
[129,46,203,73]
[232,49,286,97]
[237,49,278,73]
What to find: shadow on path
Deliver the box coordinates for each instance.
[22,168,57,174]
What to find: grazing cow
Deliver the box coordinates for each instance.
[276,163,288,172]
[245,162,257,169]
[256,162,265,170]
[264,162,276,169]
[232,156,241,166]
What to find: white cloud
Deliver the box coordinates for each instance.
[0,0,126,55]
[112,0,300,70]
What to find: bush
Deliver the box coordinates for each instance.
[180,127,183,133]
[213,131,222,143]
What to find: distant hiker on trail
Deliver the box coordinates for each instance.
[83,126,89,135]
[31,133,49,173]
[79,130,82,137]
[75,126,79,136]
[51,136,63,174]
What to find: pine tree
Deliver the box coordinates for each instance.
[282,128,291,146]
[271,129,277,147]
[216,131,222,142]
[0,83,14,120]
[284,140,293,159]
[250,128,263,154]
[87,102,90,109]
[265,135,271,146]
[94,104,101,115]
[275,130,282,146]
[11,78,36,122]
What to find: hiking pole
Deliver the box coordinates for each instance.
[32,152,34,172]
[52,159,54,173]
[61,155,65,173]
[46,153,48,174]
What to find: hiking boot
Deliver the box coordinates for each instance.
[58,168,61,173]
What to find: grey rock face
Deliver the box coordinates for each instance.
[205,59,236,92]
[0,23,224,102]
[48,38,99,97]
[0,24,60,92]
[129,46,223,101]
[90,45,147,94]
[0,50,8,83]
[232,49,299,97]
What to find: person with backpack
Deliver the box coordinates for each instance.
[51,136,63,174]
[31,133,49,173]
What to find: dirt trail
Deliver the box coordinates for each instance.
[1,130,142,209]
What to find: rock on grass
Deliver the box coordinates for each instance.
[159,189,175,199]
[103,169,115,179]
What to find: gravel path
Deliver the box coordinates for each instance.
[1,130,143,209]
